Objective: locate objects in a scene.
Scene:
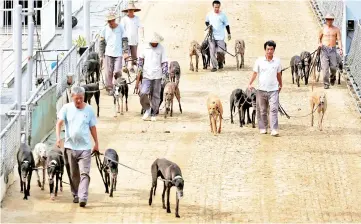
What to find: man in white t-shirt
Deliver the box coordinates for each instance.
[136,32,168,122]
[121,2,144,72]
[205,0,231,72]
[99,11,129,95]
[248,40,283,136]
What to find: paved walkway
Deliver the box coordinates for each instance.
[1,0,361,223]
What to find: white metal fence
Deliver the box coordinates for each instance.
[0,110,21,178]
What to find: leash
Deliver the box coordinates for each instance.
[204,27,236,58]
[278,103,320,118]
[93,151,173,183]
[32,167,70,185]
[91,151,108,190]
[281,48,320,72]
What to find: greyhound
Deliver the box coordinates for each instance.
[169,61,181,86]
[300,51,311,85]
[311,91,327,131]
[290,55,304,87]
[163,82,182,118]
[207,94,223,135]
[243,88,257,128]
[102,148,118,197]
[149,158,184,218]
[17,134,35,200]
[33,143,47,190]
[113,72,129,117]
[189,40,201,72]
[46,148,64,200]
[230,88,245,126]
[235,39,245,70]
[200,39,210,69]
[81,82,100,117]
[82,57,100,84]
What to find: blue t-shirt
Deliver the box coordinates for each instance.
[205,11,229,41]
[58,103,97,150]
[100,24,125,57]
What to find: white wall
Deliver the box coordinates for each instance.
[0,0,4,28]
[72,0,83,14]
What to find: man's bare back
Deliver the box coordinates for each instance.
[319,25,341,48]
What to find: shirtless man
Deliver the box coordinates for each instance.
[318,13,343,89]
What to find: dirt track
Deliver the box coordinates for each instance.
[2,0,361,223]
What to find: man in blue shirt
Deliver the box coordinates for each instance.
[56,86,99,207]
[205,0,231,72]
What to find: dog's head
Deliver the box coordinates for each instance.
[172,175,184,199]
[104,159,118,177]
[208,101,220,116]
[47,160,58,184]
[319,93,326,107]
[35,143,47,161]
[191,41,201,55]
[164,85,175,109]
[20,160,31,182]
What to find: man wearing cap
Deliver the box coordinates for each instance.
[99,11,129,95]
[205,0,231,72]
[121,2,144,73]
[319,13,343,89]
[135,32,168,121]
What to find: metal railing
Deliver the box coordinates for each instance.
[0,110,21,177]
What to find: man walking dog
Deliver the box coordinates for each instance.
[136,32,168,121]
[205,0,231,72]
[99,11,129,95]
[121,2,144,73]
[56,86,99,207]
[318,13,343,89]
[248,40,282,136]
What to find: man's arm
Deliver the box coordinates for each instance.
[277,72,282,92]
[224,14,231,40]
[99,28,106,58]
[337,28,343,54]
[248,72,258,87]
[56,119,64,141]
[205,13,210,27]
[90,126,99,151]
[318,27,324,47]
[56,106,66,148]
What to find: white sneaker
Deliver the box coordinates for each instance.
[151,116,156,122]
[271,130,279,136]
[142,108,151,120]
[259,129,267,134]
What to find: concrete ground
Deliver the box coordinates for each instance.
[1,0,361,223]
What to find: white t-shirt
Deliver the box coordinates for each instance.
[100,24,125,57]
[205,11,229,41]
[138,43,167,80]
[253,56,282,92]
[120,15,142,46]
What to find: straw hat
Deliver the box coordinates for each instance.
[105,11,117,21]
[148,32,164,43]
[122,2,141,12]
[325,13,335,20]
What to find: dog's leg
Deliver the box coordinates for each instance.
[105,172,109,193]
[241,53,244,68]
[195,55,199,72]
[209,115,213,133]
[125,88,129,112]
[247,108,252,124]
[121,94,124,115]
[252,109,256,128]
[175,195,180,218]
[218,115,222,134]
[338,70,341,85]
[113,97,117,117]
[27,171,32,197]
[166,186,171,213]
[236,53,239,71]
[162,182,167,209]
[213,116,218,136]
[297,72,300,87]
[311,102,314,127]
[109,175,114,197]
[95,92,100,117]
[42,164,45,190]
[149,185,154,205]
[291,67,295,84]
[23,181,27,200]
[239,107,243,127]
[170,98,174,117]
[176,88,182,113]
[319,111,324,131]
[55,172,59,197]
[60,172,63,192]
[18,166,23,193]
[36,169,41,188]
[189,55,194,71]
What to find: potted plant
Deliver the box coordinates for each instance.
[73,35,87,56]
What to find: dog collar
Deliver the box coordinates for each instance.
[22,160,29,164]
[173,175,183,181]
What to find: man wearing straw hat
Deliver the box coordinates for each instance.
[121,1,144,73]
[318,13,343,89]
[136,32,168,121]
[99,11,129,95]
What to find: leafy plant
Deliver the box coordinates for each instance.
[73,35,87,48]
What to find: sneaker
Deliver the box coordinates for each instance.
[271,130,279,137]
[79,201,87,207]
[259,129,267,134]
[142,108,151,120]
[151,116,156,122]
[73,196,79,203]
[324,85,330,89]
[211,68,217,72]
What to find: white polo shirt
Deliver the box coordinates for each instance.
[120,15,142,46]
[253,56,282,92]
[138,43,167,80]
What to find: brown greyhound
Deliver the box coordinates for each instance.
[207,94,223,135]
[310,91,327,131]
[235,39,245,70]
[189,40,201,72]
[163,82,182,118]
